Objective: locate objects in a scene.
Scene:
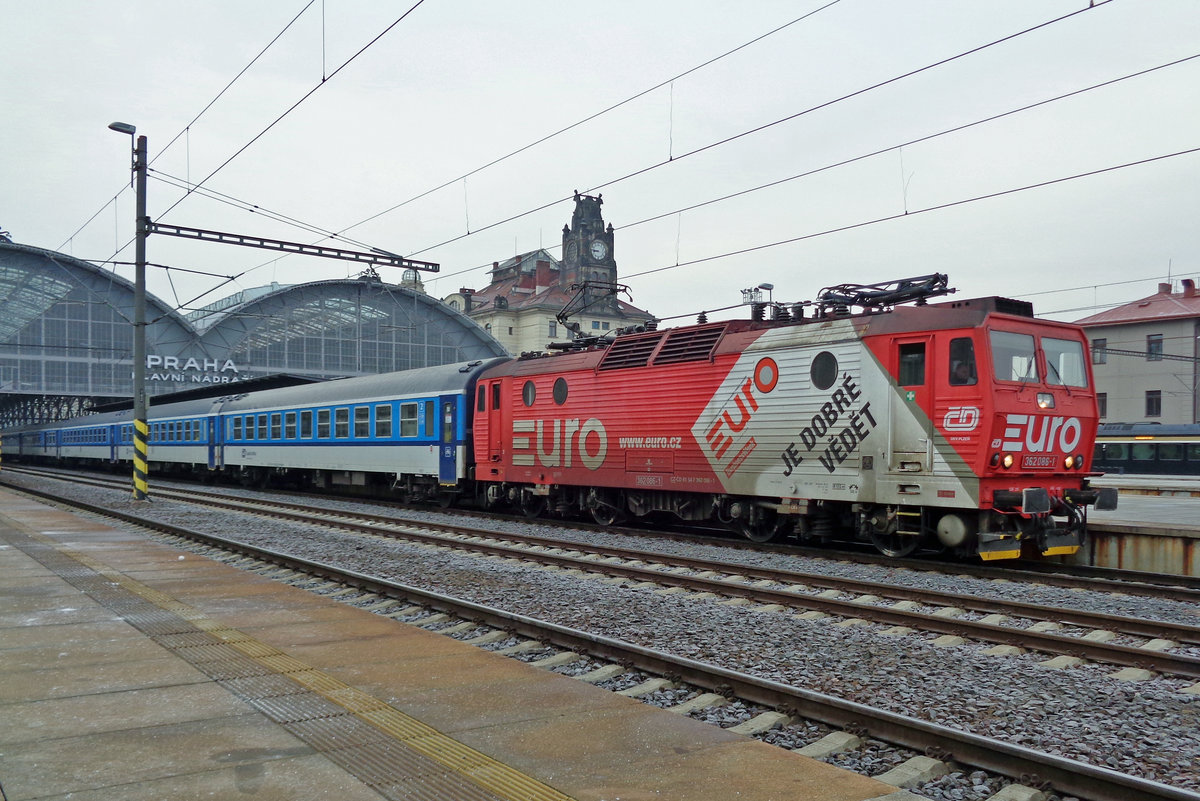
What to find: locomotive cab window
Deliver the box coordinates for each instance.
[1042,337,1088,388]
[477,386,486,413]
[948,337,977,386]
[898,343,925,386]
[990,331,1038,383]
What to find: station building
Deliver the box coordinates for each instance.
[443,193,656,355]
[0,239,506,428]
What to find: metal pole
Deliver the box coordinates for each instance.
[132,134,149,501]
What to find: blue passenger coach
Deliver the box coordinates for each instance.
[1,358,507,502]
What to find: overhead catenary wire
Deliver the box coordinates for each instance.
[56,0,319,254]
[404,0,1115,259]
[619,145,1200,282]
[155,0,429,224]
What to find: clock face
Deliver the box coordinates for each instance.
[589,240,608,260]
[565,241,578,263]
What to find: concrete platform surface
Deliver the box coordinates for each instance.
[0,488,902,801]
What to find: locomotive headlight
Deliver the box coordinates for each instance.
[1064,455,1075,469]
[1002,454,1015,469]
[1037,392,1055,409]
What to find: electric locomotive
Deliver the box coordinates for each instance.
[473,275,1116,560]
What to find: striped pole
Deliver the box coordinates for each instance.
[132,419,149,501]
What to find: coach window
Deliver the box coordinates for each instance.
[271,414,282,440]
[241,417,252,440]
[1131,442,1155,462]
[424,400,435,437]
[317,409,331,439]
[948,338,977,386]
[354,406,370,438]
[1159,443,1184,462]
[335,408,350,438]
[400,402,418,437]
[257,415,269,440]
[898,343,925,386]
[300,410,313,439]
[285,412,297,439]
[375,404,392,438]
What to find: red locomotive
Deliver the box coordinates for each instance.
[472,274,1116,560]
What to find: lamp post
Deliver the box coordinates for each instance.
[109,121,149,501]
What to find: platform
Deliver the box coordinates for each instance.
[0,488,907,801]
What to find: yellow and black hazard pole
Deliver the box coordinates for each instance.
[111,121,150,501]
[132,418,149,500]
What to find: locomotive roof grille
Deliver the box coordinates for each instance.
[596,333,663,370]
[597,323,728,371]
[652,324,726,365]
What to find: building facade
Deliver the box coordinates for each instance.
[443,193,655,355]
[1074,279,1200,424]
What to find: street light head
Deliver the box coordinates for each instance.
[108,121,136,135]
[757,283,775,291]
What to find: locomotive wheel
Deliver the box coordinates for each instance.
[867,529,923,558]
[590,502,624,527]
[519,491,547,519]
[739,511,786,543]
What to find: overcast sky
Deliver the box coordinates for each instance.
[3,1,1198,325]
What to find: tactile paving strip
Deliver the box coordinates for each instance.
[4,525,577,801]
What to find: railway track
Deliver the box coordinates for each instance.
[7,463,1195,599]
[2,476,1196,801]
[5,466,1199,682]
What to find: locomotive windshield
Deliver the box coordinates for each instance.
[1042,337,1088,388]
[987,330,1089,388]
[989,331,1038,382]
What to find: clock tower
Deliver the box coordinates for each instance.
[561,191,615,287]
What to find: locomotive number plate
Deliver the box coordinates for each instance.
[1020,455,1055,469]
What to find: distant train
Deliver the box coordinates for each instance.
[1093,423,1200,475]
[1,275,1117,561]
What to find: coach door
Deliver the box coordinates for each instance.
[207,416,222,470]
[438,395,458,485]
[889,336,933,473]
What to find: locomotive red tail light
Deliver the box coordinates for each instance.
[990,453,1000,467]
